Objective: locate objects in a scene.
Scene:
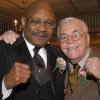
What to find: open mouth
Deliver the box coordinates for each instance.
[67,45,79,50]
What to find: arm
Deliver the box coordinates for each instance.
[1,62,31,99]
[85,57,100,95]
[0,30,20,44]
[85,57,100,79]
[2,78,12,100]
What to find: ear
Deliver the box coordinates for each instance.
[87,33,90,46]
[21,17,26,29]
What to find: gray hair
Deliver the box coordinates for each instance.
[57,17,89,40]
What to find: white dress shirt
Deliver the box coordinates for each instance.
[2,34,47,100]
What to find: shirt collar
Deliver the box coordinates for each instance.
[22,33,35,57]
[79,47,91,69]
[22,33,47,67]
[68,47,91,72]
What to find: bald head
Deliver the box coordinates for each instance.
[25,0,55,20]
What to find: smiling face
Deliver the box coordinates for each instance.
[22,2,56,47]
[59,19,90,63]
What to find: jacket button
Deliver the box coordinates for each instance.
[35,90,40,95]
[40,98,44,100]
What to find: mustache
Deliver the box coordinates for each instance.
[32,32,48,37]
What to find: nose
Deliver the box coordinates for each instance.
[66,35,74,43]
[38,22,47,32]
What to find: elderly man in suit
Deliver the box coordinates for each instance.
[1,9,100,100]
[57,17,100,100]
[0,1,66,100]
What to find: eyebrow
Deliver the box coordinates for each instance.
[60,33,67,36]
[73,29,80,33]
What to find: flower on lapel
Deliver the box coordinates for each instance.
[53,57,66,73]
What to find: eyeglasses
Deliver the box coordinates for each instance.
[59,31,87,43]
[26,18,56,29]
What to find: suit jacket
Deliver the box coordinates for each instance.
[0,36,65,100]
[64,46,100,100]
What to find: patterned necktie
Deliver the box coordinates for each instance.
[33,47,45,68]
[32,47,48,85]
[69,64,80,92]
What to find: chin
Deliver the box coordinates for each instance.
[70,56,82,63]
[67,53,78,58]
[37,43,46,47]
[68,54,79,60]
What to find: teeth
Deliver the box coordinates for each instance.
[40,35,46,37]
[68,46,78,50]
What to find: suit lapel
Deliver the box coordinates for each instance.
[68,46,100,100]
[45,46,57,73]
[13,36,33,70]
[69,77,92,100]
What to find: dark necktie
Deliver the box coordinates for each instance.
[32,47,49,85]
[33,47,45,68]
[69,64,80,92]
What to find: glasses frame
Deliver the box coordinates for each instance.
[26,18,56,29]
[59,31,87,43]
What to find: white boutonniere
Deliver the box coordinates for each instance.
[53,57,66,73]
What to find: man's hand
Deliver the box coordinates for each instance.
[85,57,100,79]
[4,62,31,89]
[0,30,20,44]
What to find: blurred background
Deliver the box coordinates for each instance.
[0,0,100,47]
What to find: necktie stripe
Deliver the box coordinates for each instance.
[32,47,48,85]
[69,64,80,92]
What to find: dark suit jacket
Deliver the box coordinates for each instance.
[64,46,100,100]
[0,36,65,100]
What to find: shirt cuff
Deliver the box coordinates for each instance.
[2,77,12,100]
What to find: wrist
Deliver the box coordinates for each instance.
[4,75,14,90]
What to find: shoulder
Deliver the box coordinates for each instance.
[0,40,10,52]
[45,44,63,57]
[90,45,100,57]
[0,40,20,57]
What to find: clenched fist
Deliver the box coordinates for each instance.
[85,57,100,79]
[0,30,19,44]
[4,62,31,89]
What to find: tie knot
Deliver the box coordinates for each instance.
[73,63,78,69]
[34,47,40,54]
[73,63,80,72]
[33,46,41,57]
